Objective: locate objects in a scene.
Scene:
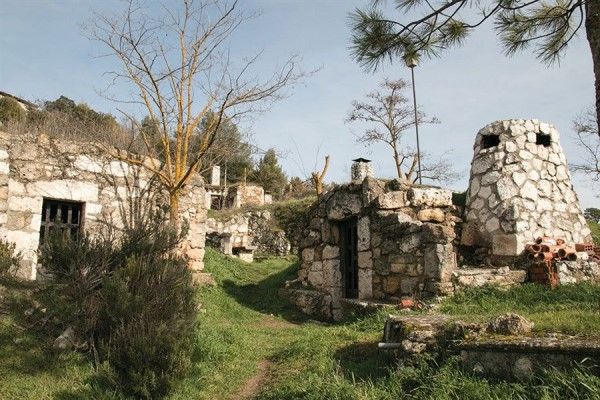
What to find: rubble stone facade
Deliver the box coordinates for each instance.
[285,178,460,320]
[0,131,206,280]
[462,119,591,257]
[207,210,290,258]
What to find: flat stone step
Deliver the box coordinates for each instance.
[459,334,600,379]
[452,266,527,290]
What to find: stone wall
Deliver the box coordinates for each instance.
[287,178,460,320]
[380,313,600,380]
[0,131,206,279]
[462,119,591,257]
[206,210,290,256]
[228,184,266,208]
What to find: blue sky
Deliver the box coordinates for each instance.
[1,0,597,207]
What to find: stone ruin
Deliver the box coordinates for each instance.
[0,131,207,280]
[206,210,291,262]
[284,119,598,320]
[283,174,460,320]
[205,165,272,210]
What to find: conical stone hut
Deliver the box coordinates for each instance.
[461,119,591,257]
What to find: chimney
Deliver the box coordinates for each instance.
[211,165,221,186]
[351,158,373,182]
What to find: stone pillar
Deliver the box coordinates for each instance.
[211,165,220,186]
[178,176,207,274]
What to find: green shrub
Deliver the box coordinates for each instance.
[98,255,197,398]
[452,191,466,207]
[0,97,24,124]
[39,218,198,399]
[271,197,315,249]
[588,219,600,245]
[0,239,22,277]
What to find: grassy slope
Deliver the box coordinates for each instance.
[589,219,600,244]
[1,250,600,399]
[171,249,390,400]
[440,283,600,335]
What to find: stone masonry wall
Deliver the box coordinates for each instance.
[287,178,460,320]
[462,119,591,257]
[0,131,206,279]
[207,210,290,256]
[227,184,266,208]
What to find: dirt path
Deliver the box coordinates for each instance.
[233,359,271,400]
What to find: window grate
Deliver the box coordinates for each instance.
[39,199,84,243]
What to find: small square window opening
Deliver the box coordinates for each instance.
[536,133,551,147]
[482,135,500,149]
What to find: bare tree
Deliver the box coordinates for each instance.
[310,155,330,196]
[88,0,303,221]
[573,108,600,182]
[410,151,458,183]
[346,78,452,184]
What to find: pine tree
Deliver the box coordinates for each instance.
[252,149,288,197]
[350,0,600,137]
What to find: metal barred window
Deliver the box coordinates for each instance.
[39,199,84,243]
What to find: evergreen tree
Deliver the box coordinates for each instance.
[350,0,600,137]
[196,111,254,184]
[252,149,288,197]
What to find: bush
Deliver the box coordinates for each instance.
[98,255,197,398]
[0,97,24,124]
[39,219,198,399]
[0,239,22,277]
[271,197,315,249]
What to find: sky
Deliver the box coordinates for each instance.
[1,0,598,207]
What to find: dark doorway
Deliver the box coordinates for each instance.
[340,218,358,299]
[39,198,84,243]
[210,195,223,210]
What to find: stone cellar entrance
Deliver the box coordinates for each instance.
[39,198,84,243]
[340,218,358,299]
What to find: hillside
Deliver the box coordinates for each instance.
[1,250,600,399]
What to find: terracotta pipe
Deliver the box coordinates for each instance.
[557,247,575,258]
[540,244,559,253]
[556,239,565,245]
[527,244,542,253]
[542,252,554,261]
[534,252,553,262]
[535,237,557,246]
[566,253,578,261]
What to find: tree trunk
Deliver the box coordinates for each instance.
[586,0,600,137]
[391,141,403,179]
[169,190,180,223]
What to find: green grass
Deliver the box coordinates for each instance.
[588,219,600,245]
[440,283,600,335]
[2,250,600,399]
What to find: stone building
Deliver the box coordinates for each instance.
[285,119,596,320]
[461,119,591,258]
[206,210,291,262]
[204,165,272,210]
[284,162,461,320]
[0,131,206,280]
